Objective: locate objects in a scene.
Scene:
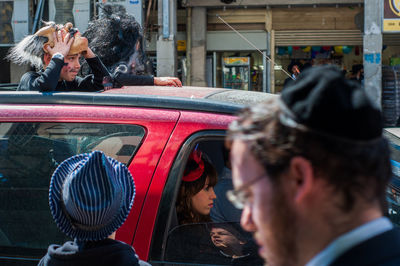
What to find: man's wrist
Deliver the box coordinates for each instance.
[52,53,64,61]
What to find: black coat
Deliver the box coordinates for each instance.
[113,72,154,87]
[17,56,109,92]
[330,228,400,266]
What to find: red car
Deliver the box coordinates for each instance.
[0,86,275,265]
[1,86,399,266]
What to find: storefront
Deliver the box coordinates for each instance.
[273,30,400,92]
[273,29,364,92]
[202,5,366,92]
[206,30,269,92]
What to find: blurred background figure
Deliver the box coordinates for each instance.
[350,63,364,84]
[83,4,181,87]
[282,61,302,90]
[83,4,150,77]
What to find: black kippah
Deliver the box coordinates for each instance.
[280,65,382,141]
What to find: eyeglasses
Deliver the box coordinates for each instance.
[226,174,266,210]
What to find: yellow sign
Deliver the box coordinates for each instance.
[177,40,186,51]
[384,0,400,32]
[223,57,249,65]
[384,19,400,31]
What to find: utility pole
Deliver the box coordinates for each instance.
[363,0,383,108]
[157,0,178,77]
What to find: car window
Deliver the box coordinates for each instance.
[150,136,262,265]
[0,122,145,263]
[165,222,263,265]
[384,128,400,226]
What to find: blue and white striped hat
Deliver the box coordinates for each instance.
[49,150,135,241]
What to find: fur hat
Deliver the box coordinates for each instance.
[6,22,88,70]
[83,4,150,75]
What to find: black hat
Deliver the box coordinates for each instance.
[280,65,382,141]
[287,61,302,74]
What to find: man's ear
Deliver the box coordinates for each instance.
[287,156,314,204]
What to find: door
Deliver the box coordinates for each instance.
[0,104,180,265]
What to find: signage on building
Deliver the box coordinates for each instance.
[223,57,249,66]
[0,0,29,45]
[49,0,91,33]
[177,40,186,51]
[383,0,400,32]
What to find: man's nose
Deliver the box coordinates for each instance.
[240,205,257,232]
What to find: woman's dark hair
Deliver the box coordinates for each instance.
[176,152,218,225]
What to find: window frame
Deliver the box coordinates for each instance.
[149,130,227,264]
[0,105,181,265]
[0,122,147,261]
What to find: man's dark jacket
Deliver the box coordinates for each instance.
[330,227,400,266]
[17,56,109,92]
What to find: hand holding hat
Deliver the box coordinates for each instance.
[45,31,74,57]
[36,22,88,56]
[6,21,89,70]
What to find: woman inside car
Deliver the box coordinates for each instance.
[176,148,218,225]
[166,148,219,263]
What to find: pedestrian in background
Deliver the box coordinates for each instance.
[227,65,400,266]
[350,63,364,85]
[282,61,301,91]
[83,3,182,87]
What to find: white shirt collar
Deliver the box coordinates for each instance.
[306,217,393,266]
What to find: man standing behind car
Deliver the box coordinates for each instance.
[6,22,110,92]
[227,65,400,266]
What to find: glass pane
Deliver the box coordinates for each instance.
[0,122,145,260]
[222,57,250,91]
[384,128,400,226]
[165,222,263,265]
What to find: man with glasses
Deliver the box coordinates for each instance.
[226,65,400,266]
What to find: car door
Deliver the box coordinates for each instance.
[136,110,252,265]
[0,104,179,265]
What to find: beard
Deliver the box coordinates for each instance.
[260,183,298,266]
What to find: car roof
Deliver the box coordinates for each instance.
[0,86,278,115]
